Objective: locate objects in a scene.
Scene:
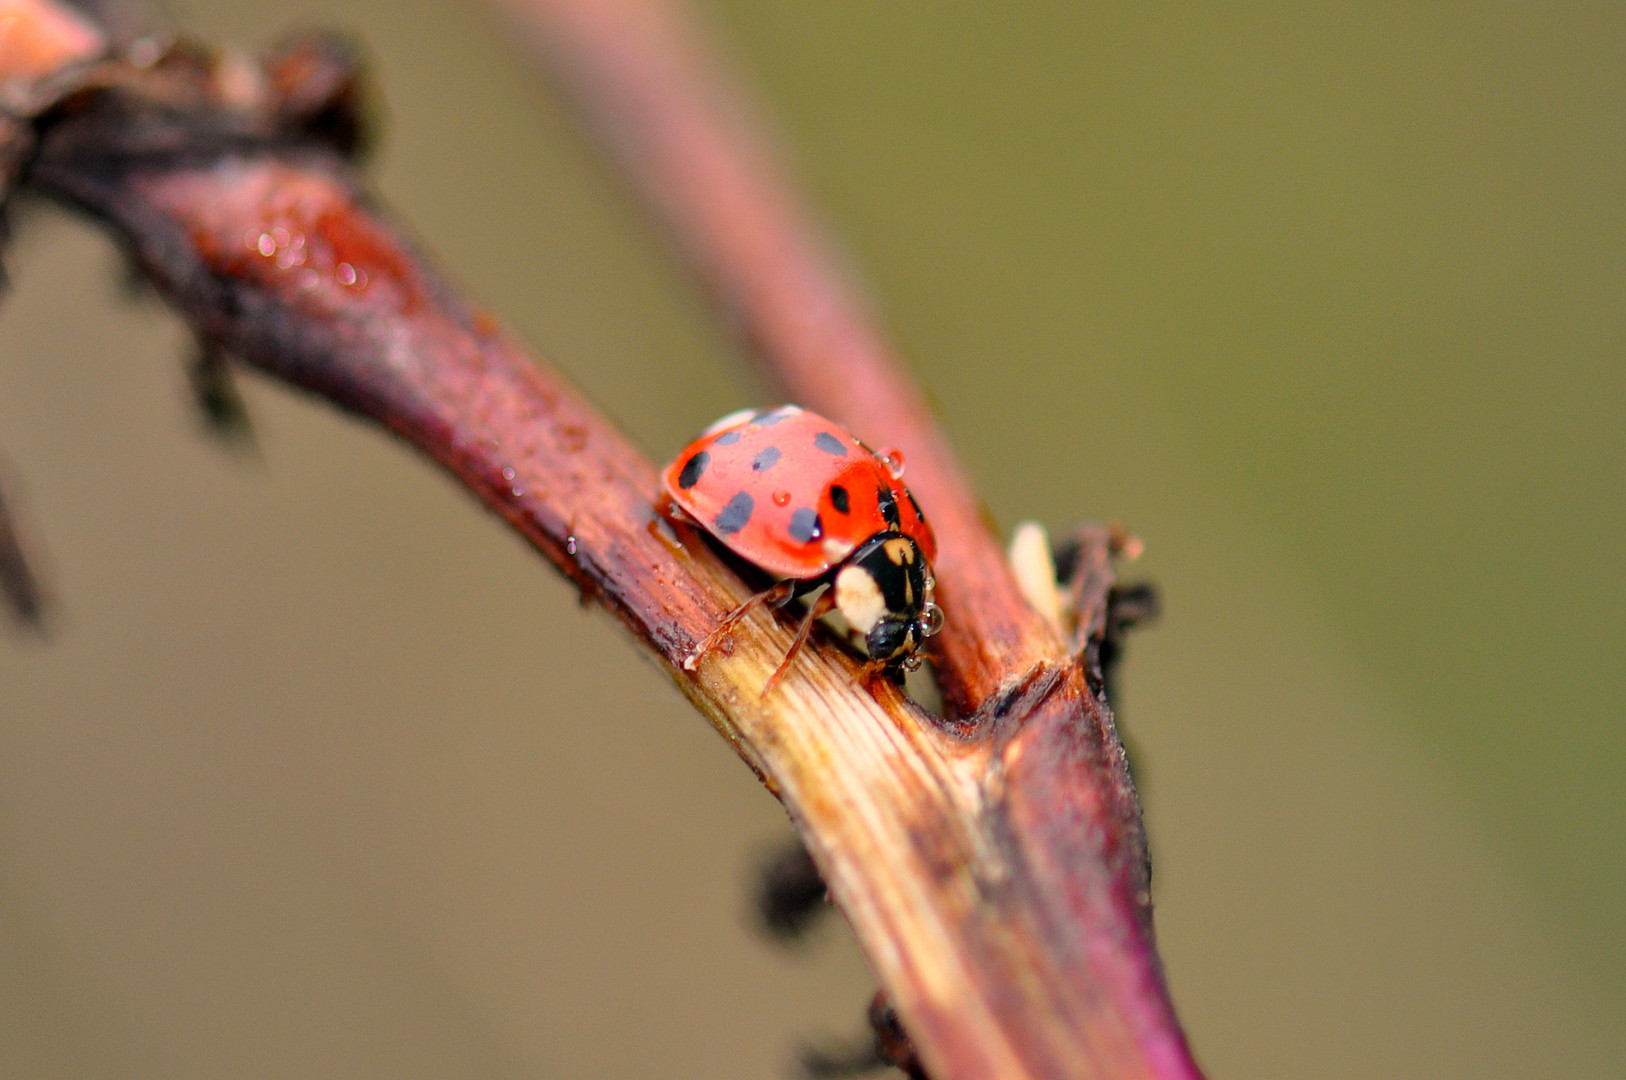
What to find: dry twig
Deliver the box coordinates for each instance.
[2,1,1204,1077]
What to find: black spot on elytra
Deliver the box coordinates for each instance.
[751,446,782,472]
[713,491,754,535]
[677,450,710,489]
[814,432,847,456]
[754,408,795,426]
[712,429,742,446]
[829,484,850,514]
[905,488,926,523]
[877,486,901,528]
[787,507,822,543]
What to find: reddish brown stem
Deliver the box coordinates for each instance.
[484,3,1202,1077]
[11,9,1205,1079]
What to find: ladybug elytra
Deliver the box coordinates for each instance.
[659,405,942,685]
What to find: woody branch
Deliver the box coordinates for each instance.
[0,1,1204,1078]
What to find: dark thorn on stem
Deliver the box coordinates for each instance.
[187,348,256,453]
[262,30,374,160]
[868,992,929,1079]
[0,461,49,632]
[1096,581,1160,707]
[794,992,929,1079]
[754,837,829,942]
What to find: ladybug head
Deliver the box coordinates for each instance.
[833,532,944,668]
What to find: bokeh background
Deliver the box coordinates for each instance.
[0,1,1621,1076]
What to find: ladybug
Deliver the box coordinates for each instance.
[659,405,943,686]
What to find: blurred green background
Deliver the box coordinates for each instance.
[0,1,1620,1076]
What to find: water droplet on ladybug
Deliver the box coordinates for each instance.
[566,535,577,556]
[772,489,791,506]
[879,446,906,479]
[920,602,945,637]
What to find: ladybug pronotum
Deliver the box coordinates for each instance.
[659,405,943,686]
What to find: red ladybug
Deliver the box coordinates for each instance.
[659,405,942,685]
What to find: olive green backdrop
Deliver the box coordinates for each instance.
[0,1,1619,1076]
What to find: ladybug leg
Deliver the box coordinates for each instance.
[653,490,696,525]
[685,580,795,670]
[647,494,692,557]
[761,588,835,698]
[858,658,893,687]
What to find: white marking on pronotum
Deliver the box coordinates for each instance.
[834,565,887,636]
[702,407,758,435]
